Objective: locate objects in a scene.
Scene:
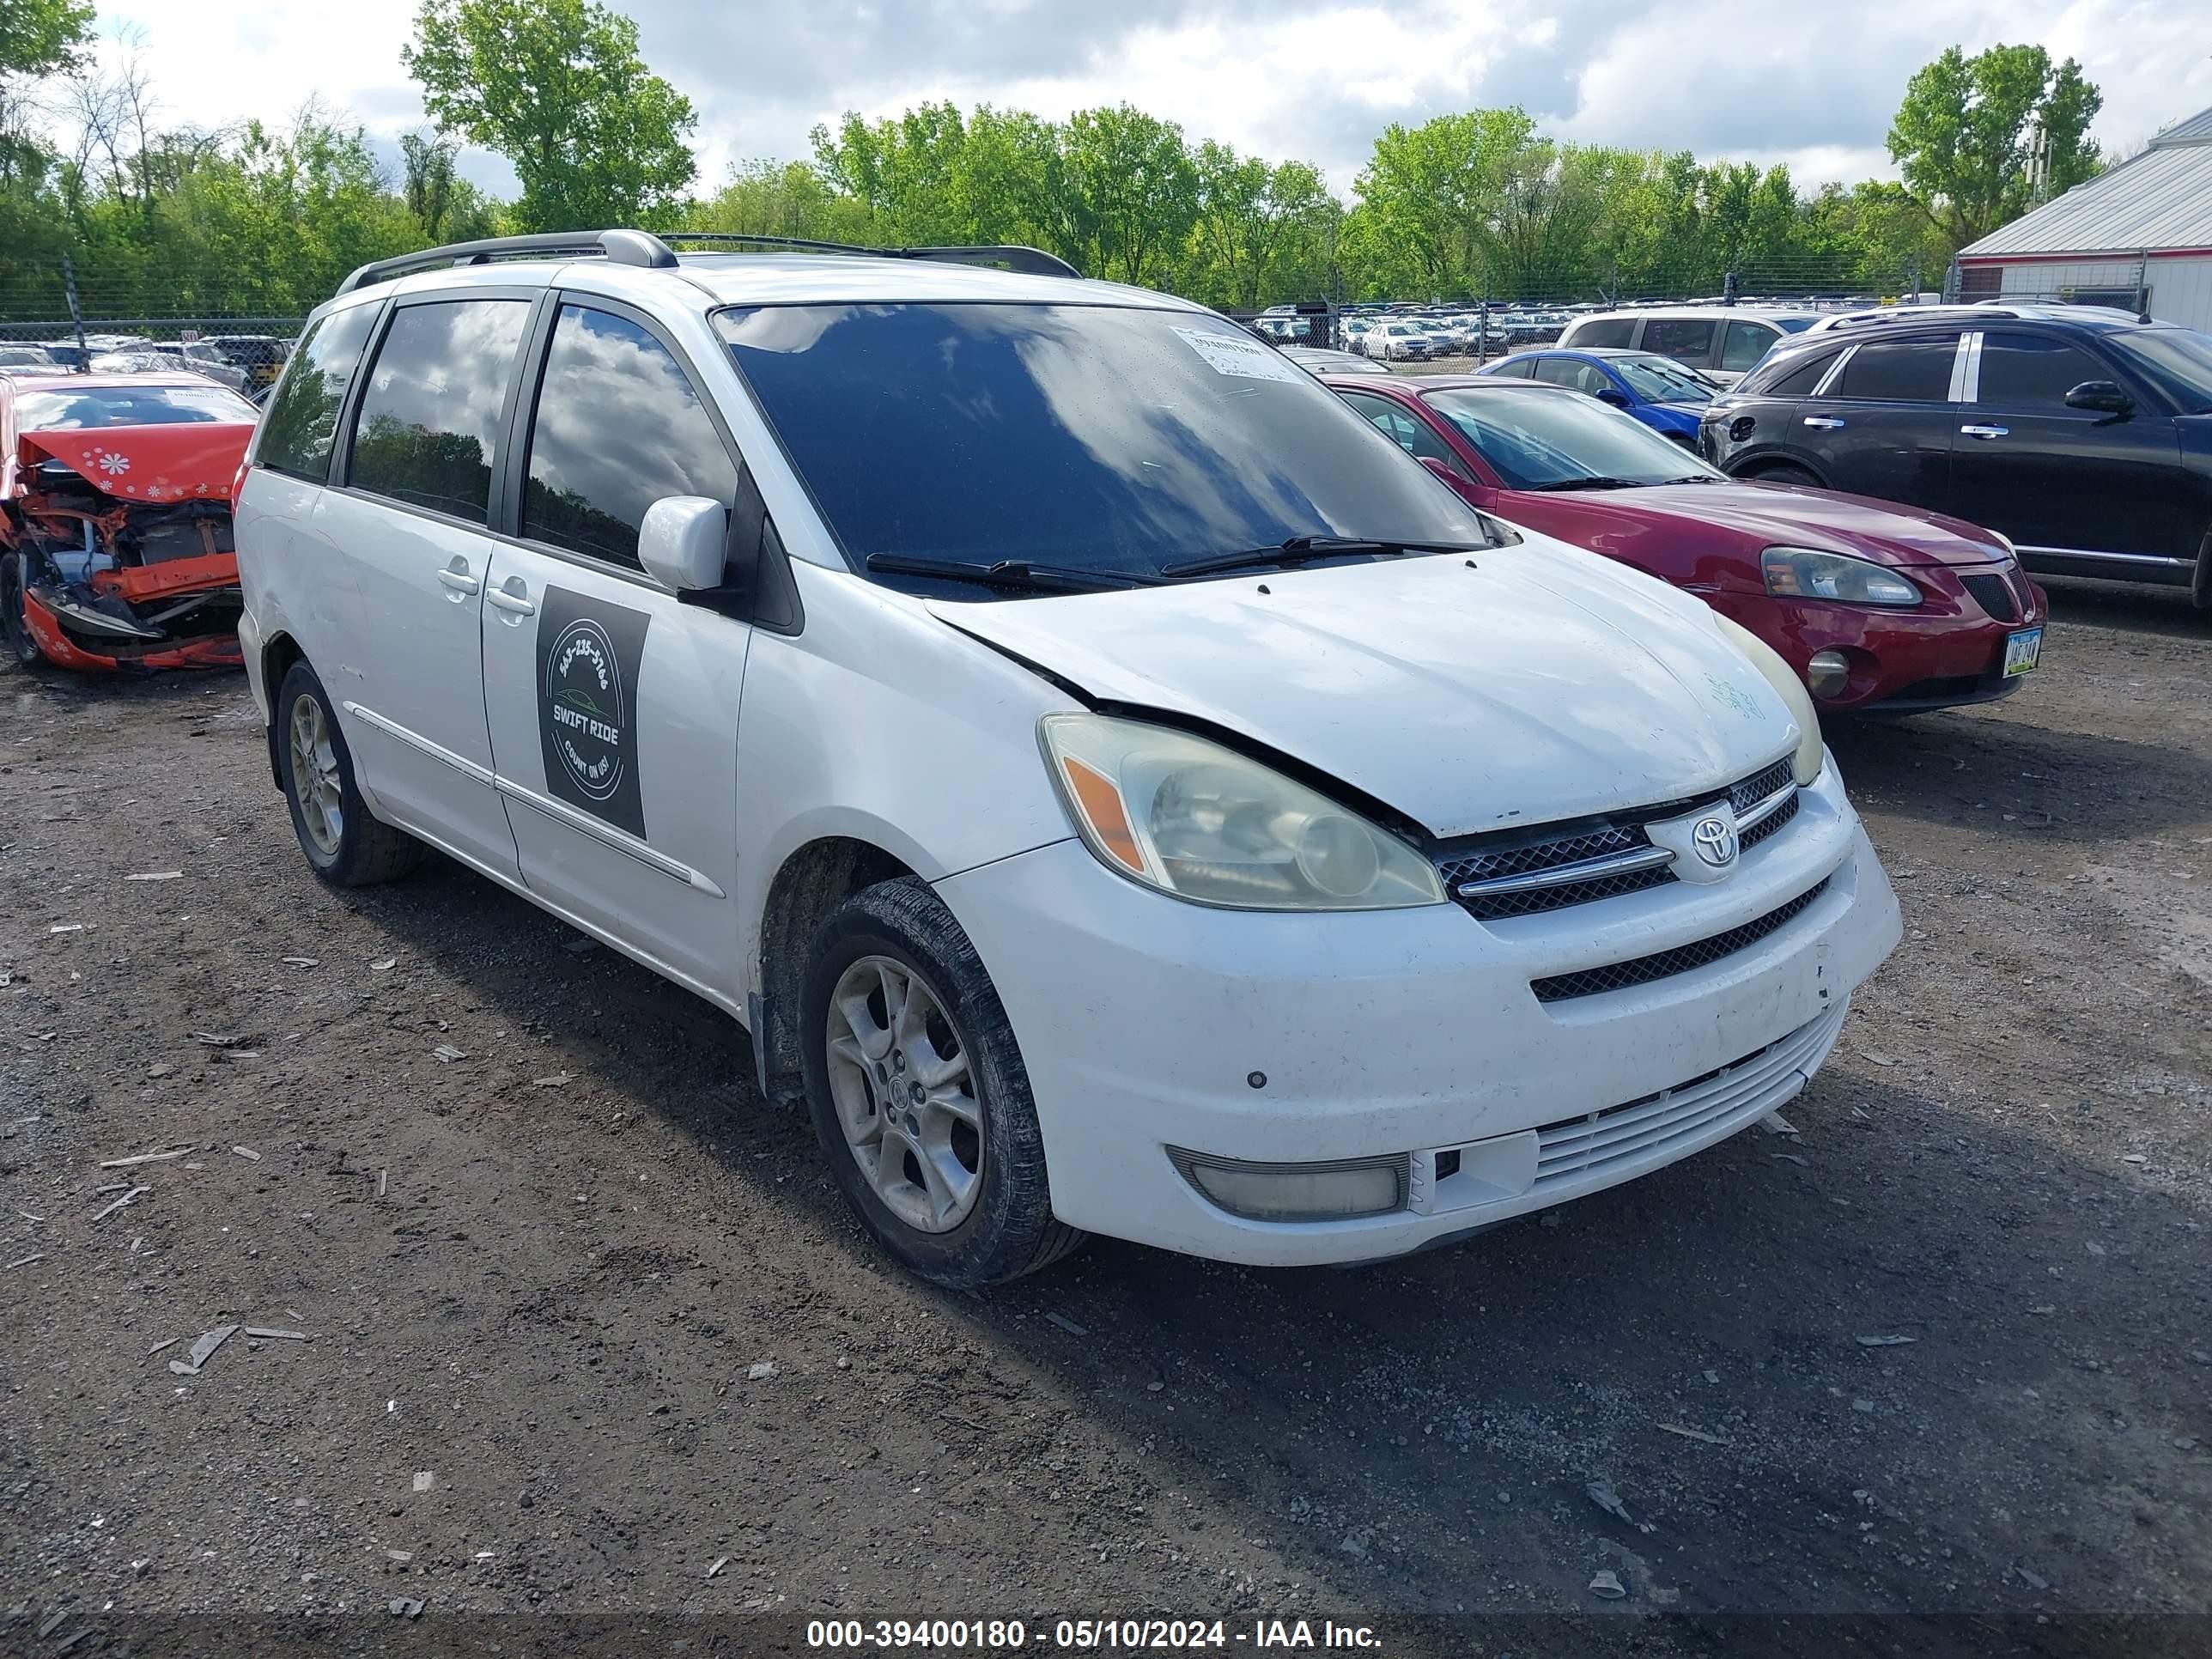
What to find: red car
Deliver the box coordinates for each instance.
[1321,374,2048,714]
[0,371,259,672]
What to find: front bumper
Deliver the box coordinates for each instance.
[937,760,1900,1266]
[1702,568,2047,714]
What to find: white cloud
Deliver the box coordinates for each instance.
[65,0,2212,204]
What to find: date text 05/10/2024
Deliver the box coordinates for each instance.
[805,1620,1383,1650]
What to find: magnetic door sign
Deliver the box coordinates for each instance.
[537,586,651,840]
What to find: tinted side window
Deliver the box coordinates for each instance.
[1759,348,1842,397]
[1486,356,1536,380]
[1978,331,2112,410]
[256,305,379,481]
[1835,338,1957,403]
[1339,392,1460,468]
[522,307,738,568]
[348,299,531,526]
[1533,357,1608,394]
[1568,319,1635,349]
[1722,320,1778,372]
[1643,319,1717,360]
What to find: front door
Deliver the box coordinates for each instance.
[1945,328,2191,561]
[316,293,535,880]
[477,301,752,1006]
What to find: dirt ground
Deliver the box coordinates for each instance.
[3,575,2208,1655]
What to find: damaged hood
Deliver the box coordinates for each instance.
[930,544,1802,838]
[10,422,253,505]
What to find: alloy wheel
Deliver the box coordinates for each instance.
[824,954,984,1233]
[288,692,343,855]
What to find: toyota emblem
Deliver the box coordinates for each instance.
[1692,816,1738,868]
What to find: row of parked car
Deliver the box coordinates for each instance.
[0,332,290,397]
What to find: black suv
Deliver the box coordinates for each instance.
[1700,305,2212,603]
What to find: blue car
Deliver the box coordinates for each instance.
[1474,349,1717,445]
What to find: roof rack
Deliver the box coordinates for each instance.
[657,232,1081,279]
[335,228,1080,296]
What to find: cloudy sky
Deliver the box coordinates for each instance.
[82,0,2212,199]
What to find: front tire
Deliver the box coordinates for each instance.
[276,659,422,886]
[799,878,1085,1287]
[1750,463,1823,489]
[1,551,46,668]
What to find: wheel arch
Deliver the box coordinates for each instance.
[260,630,307,788]
[753,835,925,1108]
[1730,450,1831,488]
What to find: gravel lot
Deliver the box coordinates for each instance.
[3,576,2208,1652]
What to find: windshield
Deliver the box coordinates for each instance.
[717,302,1480,591]
[1611,356,1713,404]
[2107,325,2212,415]
[1424,386,1723,489]
[14,384,259,428]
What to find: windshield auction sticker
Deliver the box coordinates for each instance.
[537,587,652,840]
[1173,325,1306,384]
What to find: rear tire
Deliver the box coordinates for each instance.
[275,659,422,886]
[799,877,1084,1287]
[1750,463,1823,489]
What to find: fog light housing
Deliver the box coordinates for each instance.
[1169,1148,1408,1222]
[1806,649,1851,700]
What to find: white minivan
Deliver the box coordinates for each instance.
[235,230,1900,1285]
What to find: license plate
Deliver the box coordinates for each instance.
[2002,627,2043,678]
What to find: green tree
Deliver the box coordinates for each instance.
[1054,106,1199,287]
[1352,108,1535,295]
[1887,43,2102,251]
[401,0,696,233]
[1188,143,1333,309]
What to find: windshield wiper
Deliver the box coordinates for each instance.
[1158,535,1486,580]
[1522,476,1651,492]
[1658,474,1722,484]
[861,554,1162,593]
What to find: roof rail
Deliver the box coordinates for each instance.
[657,232,1081,279]
[334,229,675,295]
[334,228,1084,297]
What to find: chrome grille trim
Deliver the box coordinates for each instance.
[1437,752,1800,924]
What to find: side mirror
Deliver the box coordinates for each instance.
[1594,386,1632,408]
[2064,380,2132,415]
[638,495,727,592]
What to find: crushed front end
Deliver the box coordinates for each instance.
[2,422,252,672]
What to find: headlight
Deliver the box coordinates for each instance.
[1040,714,1446,911]
[1713,615,1825,787]
[1761,546,1920,607]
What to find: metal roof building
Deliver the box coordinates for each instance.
[1955,106,2212,331]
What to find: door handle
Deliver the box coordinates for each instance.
[436,560,481,598]
[486,577,536,617]
[1802,416,1844,429]
[1960,424,2008,439]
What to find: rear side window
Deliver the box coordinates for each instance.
[1978,331,2111,410]
[521,306,738,568]
[256,304,380,481]
[1756,348,1841,397]
[347,299,531,525]
[1642,319,1717,361]
[1835,338,1956,402]
[1486,356,1537,379]
[1567,319,1635,349]
[1722,320,1778,373]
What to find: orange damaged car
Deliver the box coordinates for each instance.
[0,371,259,672]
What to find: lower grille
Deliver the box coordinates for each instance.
[1533,1002,1844,1188]
[1960,572,2019,623]
[1531,878,1831,1003]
